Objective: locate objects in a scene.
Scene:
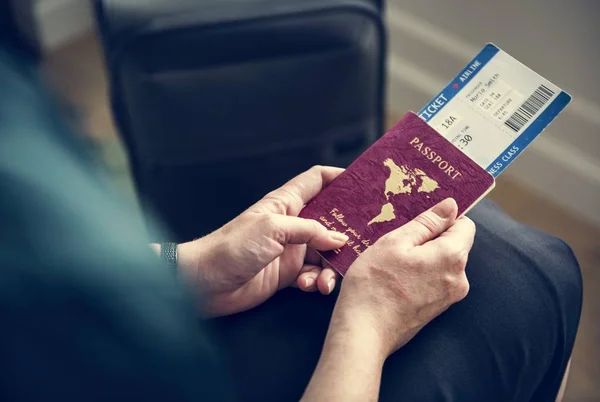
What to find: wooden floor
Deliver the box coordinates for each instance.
[44,33,600,401]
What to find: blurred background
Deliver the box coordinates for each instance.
[2,0,598,400]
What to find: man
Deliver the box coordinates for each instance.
[0,45,581,401]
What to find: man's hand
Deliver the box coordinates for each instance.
[176,166,348,317]
[335,197,475,356]
[302,198,475,401]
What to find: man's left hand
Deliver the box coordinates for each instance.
[177,166,347,317]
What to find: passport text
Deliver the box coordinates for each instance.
[410,137,463,180]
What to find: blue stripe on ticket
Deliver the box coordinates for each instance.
[418,44,500,123]
[486,90,572,176]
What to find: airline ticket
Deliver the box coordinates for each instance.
[418,43,571,177]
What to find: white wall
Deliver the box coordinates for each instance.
[387,0,600,227]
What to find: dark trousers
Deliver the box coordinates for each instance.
[212,200,583,402]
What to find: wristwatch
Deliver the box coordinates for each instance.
[160,242,178,272]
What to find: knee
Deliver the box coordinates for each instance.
[469,200,582,315]
[541,237,582,300]
[529,235,583,319]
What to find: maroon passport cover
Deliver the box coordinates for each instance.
[299,111,495,276]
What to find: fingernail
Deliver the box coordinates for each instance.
[327,278,335,294]
[329,231,349,243]
[304,276,315,288]
[431,198,457,219]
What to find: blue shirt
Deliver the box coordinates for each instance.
[0,49,229,401]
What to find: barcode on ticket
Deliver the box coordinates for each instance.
[504,84,555,133]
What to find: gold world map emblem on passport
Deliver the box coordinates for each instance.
[368,158,440,225]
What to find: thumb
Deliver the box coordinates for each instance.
[266,215,349,250]
[391,198,458,248]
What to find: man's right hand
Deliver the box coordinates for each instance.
[302,198,476,401]
[333,197,475,358]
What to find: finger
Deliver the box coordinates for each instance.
[255,166,345,215]
[276,243,308,290]
[266,214,349,250]
[305,248,322,265]
[437,216,476,246]
[296,264,322,292]
[316,266,339,295]
[388,198,458,248]
[420,216,476,260]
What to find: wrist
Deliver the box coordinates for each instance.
[176,240,204,285]
[177,233,226,291]
[326,304,388,366]
[303,305,386,401]
[150,241,204,285]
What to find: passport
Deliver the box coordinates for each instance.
[299,112,495,276]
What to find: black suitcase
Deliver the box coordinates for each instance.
[95,0,386,241]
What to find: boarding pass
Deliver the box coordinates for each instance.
[418,43,571,177]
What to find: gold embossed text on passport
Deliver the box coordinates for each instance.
[319,209,373,256]
[410,137,462,179]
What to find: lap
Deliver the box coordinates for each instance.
[210,200,582,402]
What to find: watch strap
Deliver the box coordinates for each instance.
[160,242,178,272]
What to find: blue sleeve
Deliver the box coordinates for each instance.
[0,49,232,401]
